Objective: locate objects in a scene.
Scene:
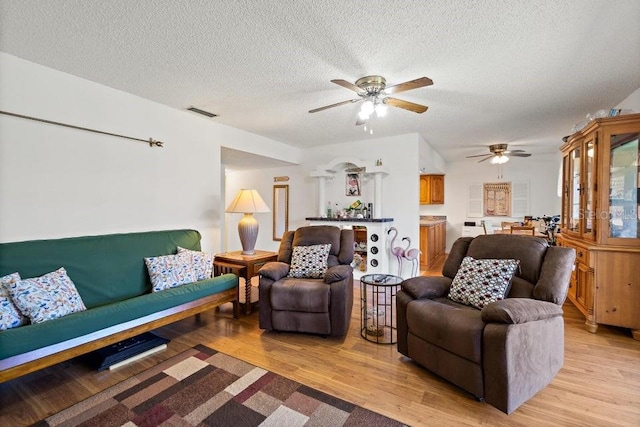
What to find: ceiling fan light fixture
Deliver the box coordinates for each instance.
[491,154,509,165]
[375,103,387,117]
[358,110,370,121]
[361,99,374,115]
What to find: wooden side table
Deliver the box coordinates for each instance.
[213,250,277,315]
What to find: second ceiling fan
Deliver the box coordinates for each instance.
[309,75,433,125]
[466,144,532,164]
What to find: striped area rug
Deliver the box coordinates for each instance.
[39,344,406,426]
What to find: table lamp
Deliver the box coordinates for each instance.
[225,189,270,255]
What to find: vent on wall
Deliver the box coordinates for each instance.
[186,106,218,118]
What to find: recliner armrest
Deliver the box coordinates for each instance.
[400,276,452,300]
[258,262,290,281]
[324,265,352,283]
[481,298,563,324]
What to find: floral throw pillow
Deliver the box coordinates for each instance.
[288,244,331,279]
[177,246,214,280]
[145,253,199,292]
[448,256,520,309]
[7,268,86,324]
[0,272,28,330]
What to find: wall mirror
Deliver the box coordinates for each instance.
[273,185,289,241]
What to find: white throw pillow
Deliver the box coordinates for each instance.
[448,256,519,309]
[7,268,86,324]
[288,244,331,279]
[176,246,214,280]
[0,272,28,330]
[145,253,199,292]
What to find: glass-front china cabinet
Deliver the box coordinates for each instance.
[559,113,640,340]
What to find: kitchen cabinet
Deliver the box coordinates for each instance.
[420,221,446,269]
[420,174,444,204]
[558,113,640,340]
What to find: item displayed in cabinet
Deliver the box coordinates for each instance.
[559,113,640,340]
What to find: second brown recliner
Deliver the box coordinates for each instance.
[397,234,576,414]
[258,225,354,337]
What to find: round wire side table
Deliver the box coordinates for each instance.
[359,273,403,344]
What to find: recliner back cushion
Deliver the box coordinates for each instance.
[443,237,473,279]
[278,226,353,267]
[466,235,548,285]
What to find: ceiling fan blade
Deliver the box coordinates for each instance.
[331,79,365,94]
[385,97,428,113]
[384,77,433,95]
[355,118,366,126]
[309,98,360,113]
[466,153,493,158]
[478,156,493,163]
[504,149,526,154]
[510,153,532,157]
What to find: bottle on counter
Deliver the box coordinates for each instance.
[327,201,332,218]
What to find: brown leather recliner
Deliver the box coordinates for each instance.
[397,234,576,414]
[258,225,354,337]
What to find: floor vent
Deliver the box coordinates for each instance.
[186,106,218,118]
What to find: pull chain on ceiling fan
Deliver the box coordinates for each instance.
[466,144,532,164]
[309,75,433,127]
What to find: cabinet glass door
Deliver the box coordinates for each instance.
[609,133,639,239]
[584,138,596,239]
[568,147,582,234]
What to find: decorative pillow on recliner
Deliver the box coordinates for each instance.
[448,256,519,309]
[145,253,199,292]
[7,268,86,324]
[288,244,331,278]
[177,246,214,280]
[0,272,28,330]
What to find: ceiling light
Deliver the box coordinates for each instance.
[358,110,370,121]
[375,103,388,117]
[491,155,509,165]
[361,99,374,115]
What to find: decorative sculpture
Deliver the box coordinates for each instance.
[387,227,405,276]
[402,237,421,277]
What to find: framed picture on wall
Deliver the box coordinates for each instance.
[346,173,361,196]
[484,182,511,216]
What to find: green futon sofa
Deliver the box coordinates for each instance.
[0,229,238,383]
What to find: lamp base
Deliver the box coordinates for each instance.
[238,213,259,256]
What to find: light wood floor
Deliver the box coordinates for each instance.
[1,259,639,426]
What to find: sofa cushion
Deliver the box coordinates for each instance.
[0,274,238,361]
[177,246,214,280]
[407,297,485,363]
[270,278,330,312]
[288,244,331,279]
[0,229,203,308]
[144,253,199,292]
[448,257,519,309]
[7,267,86,324]
[0,272,27,330]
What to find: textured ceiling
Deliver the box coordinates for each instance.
[1,0,639,164]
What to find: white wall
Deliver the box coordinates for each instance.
[615,87,640,112]
[420,152,562,250]
[0,53,301,252]
[225,134,423,274]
